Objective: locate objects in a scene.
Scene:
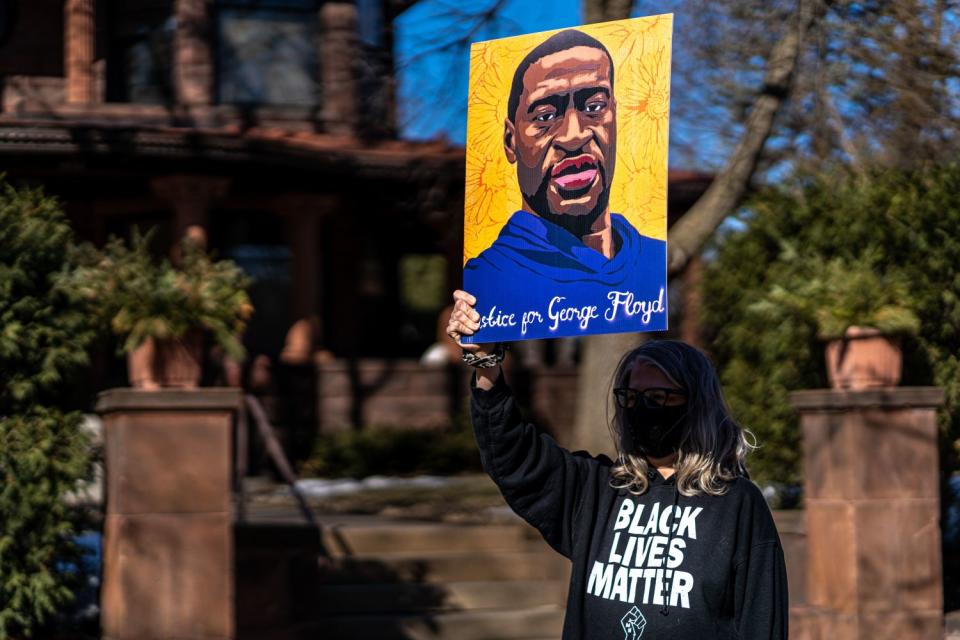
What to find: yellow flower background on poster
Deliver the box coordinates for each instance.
[463,14,672,264]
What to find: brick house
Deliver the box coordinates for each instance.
[0,0,709,447]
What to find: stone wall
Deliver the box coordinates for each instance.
[314,360,468,432]
[312,359,580,439]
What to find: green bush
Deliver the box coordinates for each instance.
[0,179,95,637]
[0,409,91,636]
[747,252,920,340]
[0,183,93,409]
[301,428,483,478]
[702,167,960,486]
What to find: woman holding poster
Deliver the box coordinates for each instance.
[447,289,788,640]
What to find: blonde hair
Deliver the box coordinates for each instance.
[608,340,757,497]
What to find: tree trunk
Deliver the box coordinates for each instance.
[665,0,818,276]
[571,331,644,456]
[570,0,820,454]
[584,0,633,24]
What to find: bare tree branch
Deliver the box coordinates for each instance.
[666,0,822,276]
[395,0,517,137]
[822,83,865,174]
[570,0,826,454]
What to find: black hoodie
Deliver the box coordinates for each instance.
[471,374,788,640]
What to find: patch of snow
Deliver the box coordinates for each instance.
[292,475,460,498]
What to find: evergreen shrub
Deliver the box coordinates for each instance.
[701,167,960,487]
[0,179,95,638]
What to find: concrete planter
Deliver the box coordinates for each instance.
[824,326,902,390]
[127,330,204,389]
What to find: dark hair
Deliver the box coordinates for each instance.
[506,29,615,124]
[608,340,755,496]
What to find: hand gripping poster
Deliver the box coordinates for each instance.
[462,15,672,343]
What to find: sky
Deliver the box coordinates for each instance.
[395,0,584,144]
[393,0,732,172]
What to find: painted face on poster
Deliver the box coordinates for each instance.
[462,16,673,343]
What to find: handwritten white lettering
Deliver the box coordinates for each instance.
[479,306,516,329]
[521,310,543,335]
[604,288,666,324]
[547,296,599,332]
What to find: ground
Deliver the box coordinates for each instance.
[243,474,513,523]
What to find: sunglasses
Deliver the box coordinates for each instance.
[613,387,687,409]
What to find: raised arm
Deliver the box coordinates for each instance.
[471,370,597,558]
[447,291,598,558]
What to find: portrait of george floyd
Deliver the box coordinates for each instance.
[462,15,672,343]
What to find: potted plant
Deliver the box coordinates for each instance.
[750,253,919,389]
[64,228,254,389]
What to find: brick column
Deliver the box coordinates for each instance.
[64,0,96,103]
[174,0,214,105]
[273,194,336,363]
[320,2,358,135]
[150,175,229,260]
[274,195,336,320]
[97,389,241,640]
[790,388,945,640]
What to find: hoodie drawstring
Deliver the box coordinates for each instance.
[659,483,681,616]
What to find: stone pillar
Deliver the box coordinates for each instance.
[97,389,241,640]
[320,2,358,135]
[273,195,336,362]
[174,0,214,106]
[151,175,229,260]
[790,387,945,640]
[64,0,96,103]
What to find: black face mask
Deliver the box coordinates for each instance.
[625,404,688,459]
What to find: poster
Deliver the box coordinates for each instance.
[462,15,672,344]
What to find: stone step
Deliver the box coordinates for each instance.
[311,579,567,614]
[237,519,545,555]
[317,550,571,585]
[240,605,566,640]
[322,522,544,555]
[236,518,571,637]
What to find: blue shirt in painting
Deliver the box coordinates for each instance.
[462,210,667,343]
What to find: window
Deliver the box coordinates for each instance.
[399,254,446,313]
[216,0,321,106]
[105,0,175,104]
